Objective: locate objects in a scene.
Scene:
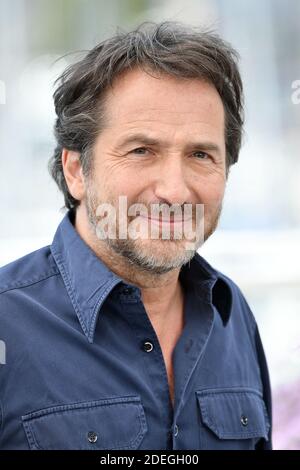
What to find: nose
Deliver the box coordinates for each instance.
[153,154,192,205]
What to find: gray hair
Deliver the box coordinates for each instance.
[49,21,244,210]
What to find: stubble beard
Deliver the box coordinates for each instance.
[85,184,223,275]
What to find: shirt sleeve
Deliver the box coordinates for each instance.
[254,323,273,450]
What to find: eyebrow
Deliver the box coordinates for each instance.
[115,133,222,155]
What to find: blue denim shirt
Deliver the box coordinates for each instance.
[0,210,272,450]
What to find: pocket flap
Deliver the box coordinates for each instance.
[22,395,147,450]
[196,388,270,440]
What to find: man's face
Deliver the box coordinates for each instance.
[84,68,226,274]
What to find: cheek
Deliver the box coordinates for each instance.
[111,174,144,200]
[196,175,226,206]
[93,162,146,202]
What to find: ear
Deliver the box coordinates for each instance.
[62,149,86,201]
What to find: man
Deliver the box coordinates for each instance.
[0,22,272,450]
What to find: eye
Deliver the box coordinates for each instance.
[130,147,149,155]
[193,151,210,160]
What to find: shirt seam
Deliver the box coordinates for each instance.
[0,269,60,296]
[50,245,90,339]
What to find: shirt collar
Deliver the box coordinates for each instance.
[51,210,232,343]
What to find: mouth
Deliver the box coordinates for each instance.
[138,214,192,225]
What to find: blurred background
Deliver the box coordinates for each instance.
[0,0,299,449]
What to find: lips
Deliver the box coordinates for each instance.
[140,215,192,223]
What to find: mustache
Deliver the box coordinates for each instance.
[121,201,200,220]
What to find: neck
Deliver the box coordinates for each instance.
[74,205,185,325]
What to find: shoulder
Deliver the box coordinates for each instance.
[195,252,257,326]
[214,268,257,333]
[0,245,59,296]
[219,270,254,309]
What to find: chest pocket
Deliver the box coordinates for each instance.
[22,395,147,450]
[196,388,270,450]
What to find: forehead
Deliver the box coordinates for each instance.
[103,68,225,134]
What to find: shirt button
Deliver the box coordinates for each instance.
[174,424,179,437]
[142,341,154,352]
[87,431,98,443]
[122,286,134,295]
[241,415,248,426]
